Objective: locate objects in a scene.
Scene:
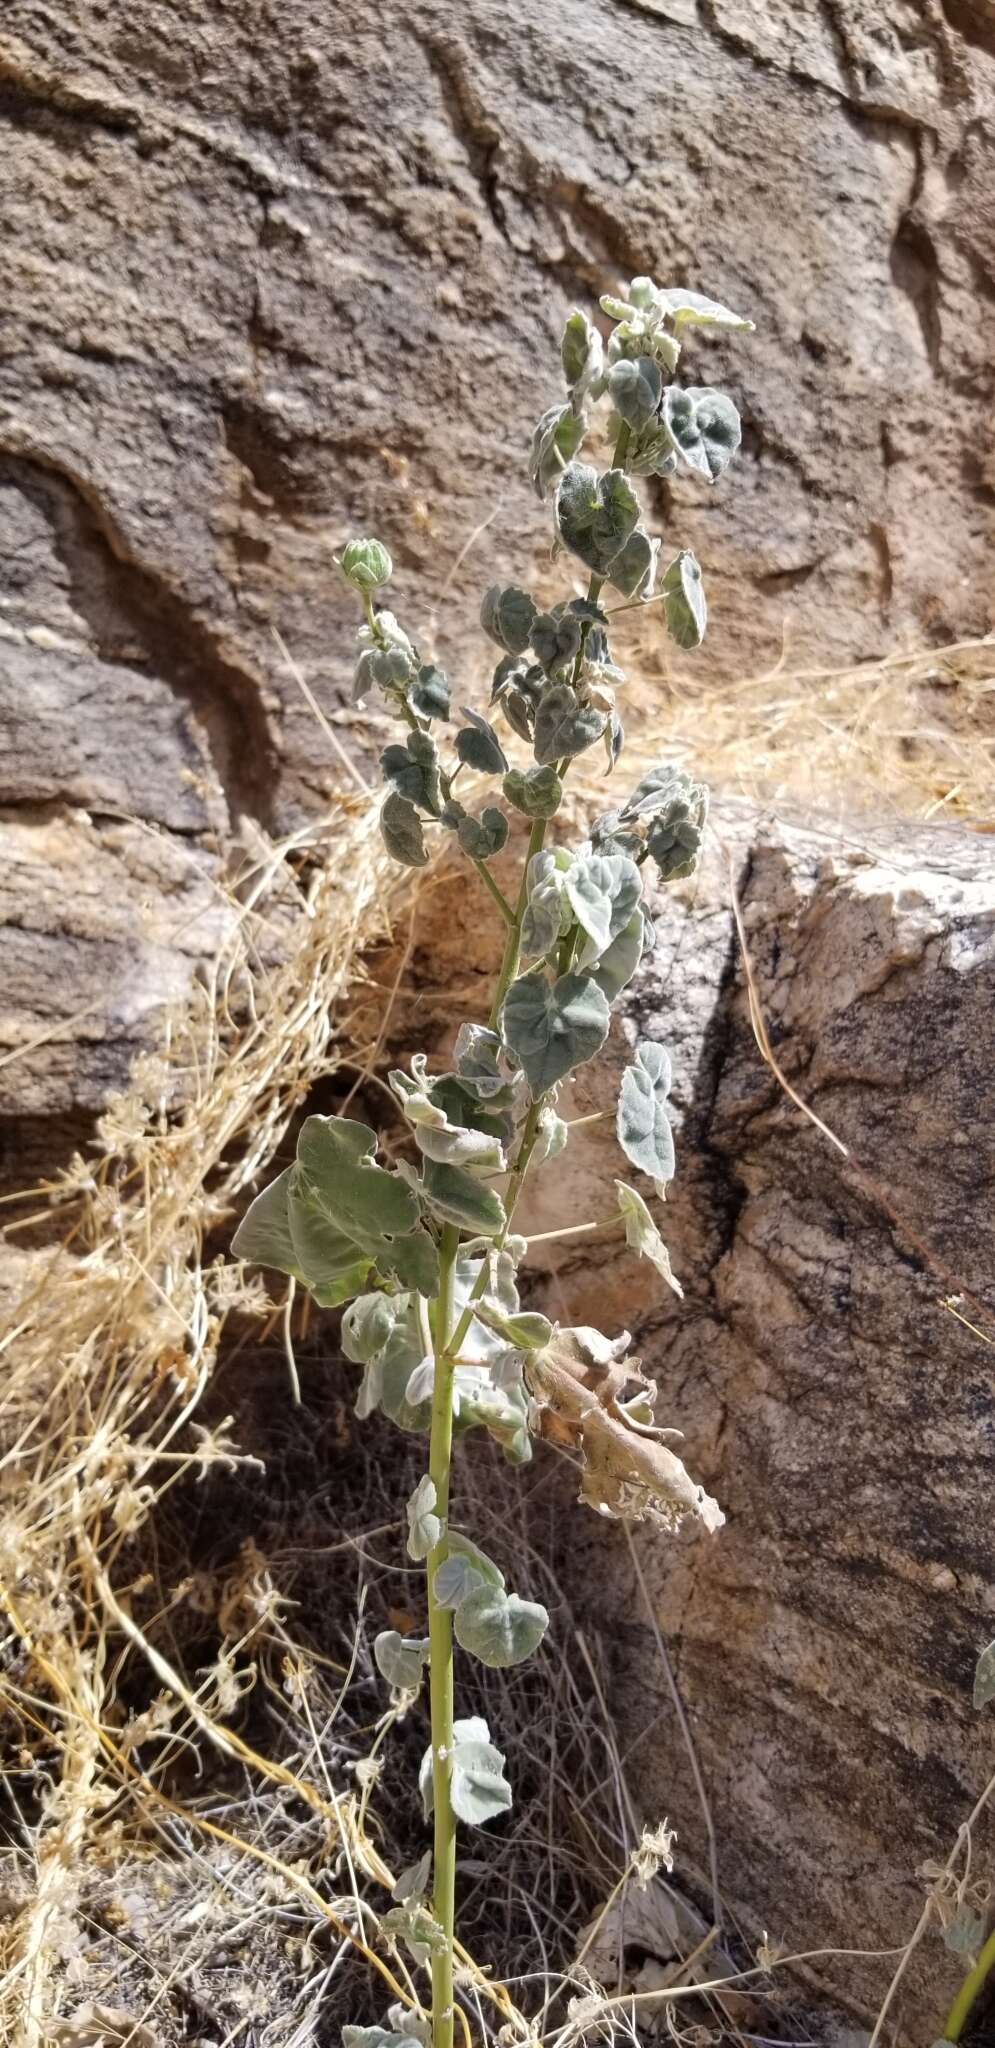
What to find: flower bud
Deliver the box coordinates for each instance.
[340,537,392,592]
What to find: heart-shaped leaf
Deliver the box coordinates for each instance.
[432,1554,487,1610]
[341,1291,402,1365]
[591,908,645,1000]
[663,386,741,481]
[561,308,604,398]
[660,550,708,651]
[658,287,754,333]
[502,969,610,1095]
[374,1630,431,1691]
[410,661,451,720]
[380,1227,441,1297]
[296,1116,421,1253]
[380,790,428,867]
[419,1161,506,1237]
[454,1585,549,1669]
[479,584,538,656]
[608,526,658,598]
[617,1041,676,1192]
[564,853,642,963]
[419,1717,513,1827]
[406,1474,442,1561]
[503,764,563,819]
[529,403,586,500]
[456,708,509,775]
[533,681,606,765]
[607,355,663,430]
[232,1167,303,1281]
[616,1180,683,1297]
[555,462,640,575]
[380,731,442,814]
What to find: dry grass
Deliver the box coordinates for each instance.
[0,631,992,2048]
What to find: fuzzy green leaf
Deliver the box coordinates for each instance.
[380,790,429,867]
[533,681,606,766]
[663,385,741,481]
[616,1180,683,1297]
[659,287,754,333]
[564,853,642,963]
[529,403,587,500]
[296,1115,421,1253]
[974,1638,995,1708]
[530,609,583,677]
[380,1228,441,1297]
[617,1042,675,1192]
[420,1161,506,1237]
[374,1630,430,1691]
[561,308,604,398]
[502,969,610,1095]
[406,1474,442,1562]
[410,662,451,720]
[591,908,644,1000]
[608,355,663,430]
[432,1555,487,1610]
[660,550,708,651]
[419,1717,513,1827]
[454,1585,549,1669]
[392,1850,432,1906]
[555,463,640,575]
[503,763,563,820]
[455,709,509,775]
[608,526,658,599]
[231,1167,304,1282]
[447,1531,506,1587]
[380,731,442,815]
[341,1291,402,1365]
[480,584,538,656]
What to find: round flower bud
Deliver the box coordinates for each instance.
[340,537,392,592]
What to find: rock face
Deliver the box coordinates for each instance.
[2,0,995,1141]
[517,805,995,2030]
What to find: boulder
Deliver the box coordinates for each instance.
[518,802,995,2030]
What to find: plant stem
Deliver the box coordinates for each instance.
[427,1222,460,2048]
[470,858,516,928]
[943,1924,995,2040]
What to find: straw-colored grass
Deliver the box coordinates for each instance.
[0,631,992,2048]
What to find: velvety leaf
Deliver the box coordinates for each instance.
[564,853,642,963]
[502,969,610,1094]
[533,681,606,765]
[296,1115,421,1253]
[381,1905,448,1964]
[232,1167,303,1280]
[660,549,708,651]
[617,1041,676,1192]
[447,1531,506,1586]
[616,1180,683,1297]
[406,1474,442,1562]
[974,1638,995,1708]
[420,1161,506,1236]
[503,764,563,819]
[374,1630,430,1691]
[380,1228,441,1297]
[380,790,428,867]
[343,2027,425,2048]
[659,287,755,333]
[377,1313,435,1432]
[529,403,586,500]
[419,1718,514,1827]
[341,1291,402,1366]
[391,1850,432,1906]
[555,462,640,575]
[410,662,451,720]
[454,1585,549,1669]
[530,609,583,677]
[663,385,741,481]
[634,763,709,878]
[285,1167,373,1306]
[432,1554,487,1610]
[480,584,538,656]
[608,526,658,599]
[452,1023,511,1101]
[380,731,442,814]
[607,355,663,429]
[561,308,603,397]
[591,907,644,999]
[456,707,510,775]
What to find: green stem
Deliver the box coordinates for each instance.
[427,1223,460,2048]
[943,1924,995,2040]
[470,857,516,928]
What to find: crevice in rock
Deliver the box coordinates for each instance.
[415,29,510,243]
[0,449,279,829]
